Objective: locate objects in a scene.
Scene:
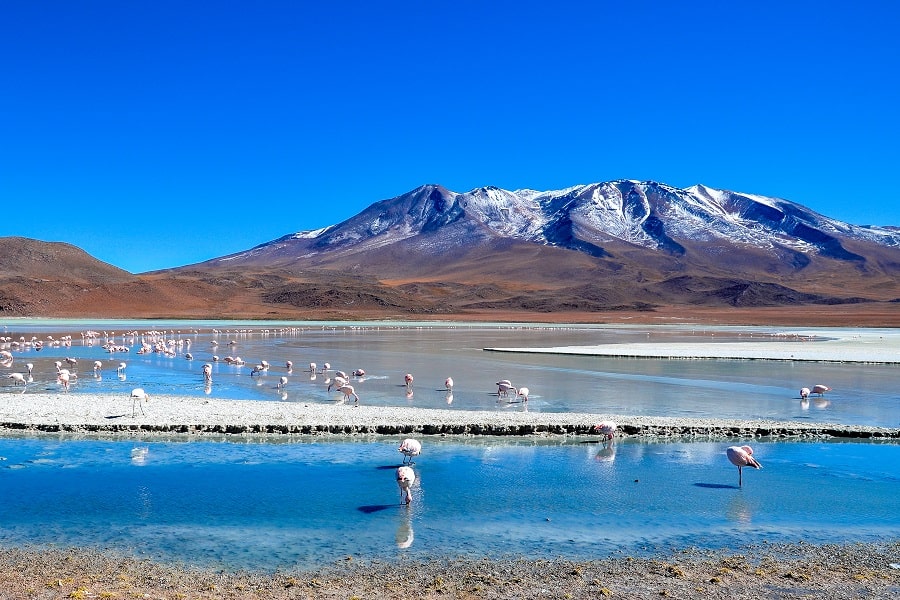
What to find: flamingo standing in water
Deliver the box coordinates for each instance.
[594,421,617,440]
[278,376,288,389]
[496,379,514,398]
[726,445,762,487]
[398,438,422,464]
[57,371,70,392]
[338,384,359,404]
[444,377,454,391]
[327,375,348,392]
[396,466,416,505]
[404,373,414,389]
[514,386,530,402]
[799,387,811,400]
[811,384,830,397]
[6,373,27,387]
[202,363,213,384]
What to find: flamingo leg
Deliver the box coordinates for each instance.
[738,466,743,487]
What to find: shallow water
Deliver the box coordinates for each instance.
[1,320,898,571]
[0,435,897,571]
[2,320,899,428]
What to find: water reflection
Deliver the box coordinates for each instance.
[395,508,414,549]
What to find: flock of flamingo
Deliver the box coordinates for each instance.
[2,329,833,490]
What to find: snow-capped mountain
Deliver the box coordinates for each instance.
[206,179,899,272]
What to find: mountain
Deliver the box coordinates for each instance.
[176,180,900,312]
[3,180,900,323]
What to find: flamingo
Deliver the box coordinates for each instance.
[496,379,514,398]
[202,363,213,383]
[396,466,416,505]
[811,384,830,397]
[726,445,762,487]
[6,373,26,387]
[327,375,348,392]
[515,386,530,402]
[285,360,293,371]
[25,363,33,376]
[338,384,359,404]
[278,376,288,389]
[130,388,149,417]
[398,438,422,464]
[57,371,70,392]
[800,387,810,400]
[117,362,127,375]
[594,421,617,440]
[404,373,414,389]
[93,360,103,374]
[320,362,331,374]
[309,362,317,373]
[353,369,365,377]
[444,377,454,391]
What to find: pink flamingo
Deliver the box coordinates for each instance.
[338,384,359,404]
[398,438,421,464]
[404,373,414,389]
[593,421,617,440]
[515,386,530,402]
[396,466,416,505]
[496,379,514,397]
[726,445,762,487]
[444,377,454,391]
[811,384,830,397]
[799,387,810,400]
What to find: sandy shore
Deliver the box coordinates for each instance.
[2,542,898,599]
[0,393,898,439]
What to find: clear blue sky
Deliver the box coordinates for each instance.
[2,1,898,273]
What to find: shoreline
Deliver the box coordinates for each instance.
[0,394,897,439]
[3,541,898,599]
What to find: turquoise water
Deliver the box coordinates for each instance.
[2,320,899,427]
[0,436,897,571]
[0,320,898,570]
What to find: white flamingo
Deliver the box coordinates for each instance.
[398,438,422,464]
[515,386,530,402]
[444,377,454,391]
[404,373,414,389]
[396,466,416,505]
[799,387,810,400]
[327,375,348,392]
[726,445,762,487]
[202,363,213,383]
[117,362,127,375]
[6,373,27,387]
[278,376,288,389]
[130,388,149,417]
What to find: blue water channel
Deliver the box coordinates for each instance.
[0,320,898,570]
[0,436,897,571]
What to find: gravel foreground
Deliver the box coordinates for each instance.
[1,542,898,599]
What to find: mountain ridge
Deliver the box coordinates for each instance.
[2,179,900,323]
